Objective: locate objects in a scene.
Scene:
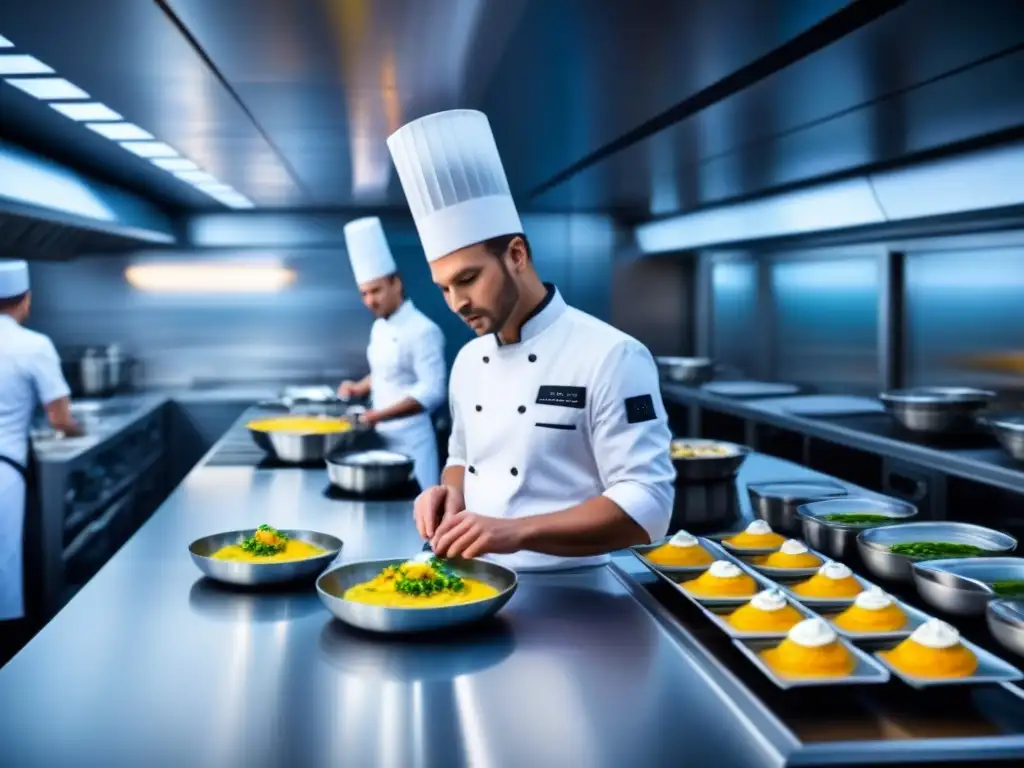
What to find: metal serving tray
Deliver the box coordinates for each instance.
[736,544,829,579]
[630,536,732,576]
[732,637,891,690]
[707,531,785,557]
[634,548,776,607]
[776,571,879,608]
[871,636,1024,689]
[694,597,820,641]
[817,597,933,642]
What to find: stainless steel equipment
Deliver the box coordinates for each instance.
[656,356,716,386]
[78,345,135,396]
[980,411,1024,461]
[873,632,1023,688]
[911,557,1024,616]
[733,636,891,690]
[859,522,1017,583]
[316,557,517,633]
[629,536,733,576]
[247,415,364,463]
[878,386,996,434]
[797,497,918,560]
[189,529,343,586]
[670,438,749,482]
[747,480,848,535]
[325,449,414,494]
[987,600,1024,658]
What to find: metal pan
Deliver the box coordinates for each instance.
[737,544,829,579]
[871,636,1023,688]
[694,594,819,641]
[798,497,918,561]
[669,438,749,482]
[629,536,732,577]
[911,556,1024,616]
[979,411,1024,462]
[776,571,878,608]
[747,479,848,535]
[189,529,343,586]
[316,557,517,634]
[707,530,785,557]
[818,596,933,642]
[987,600,1024,658]
[655,356,716,386]
[326,449,415,494]
[879,386,996,434]
[247,414,366,463]
[733,637,891,690]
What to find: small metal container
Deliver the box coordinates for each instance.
[859,522,1017,583]
[325,449,415,494]
[747,479,848,535]
[987,600,1024,658]
[670,438,749,482]
[316,557,517,634]
[798,497,918,560]
[656,356,716,386]
[879,386,996,434]
[189,529,343,586]
[980,411,1024,461]
[872,634,1023,688]
[733,636,891,690]
[912,556,1024,616]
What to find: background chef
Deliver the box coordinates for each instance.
[0,260,80,647]
[337,217,448,491]
[387,109,677,570]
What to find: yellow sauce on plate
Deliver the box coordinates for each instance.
[212,539,327,563]
[343,561,501,609]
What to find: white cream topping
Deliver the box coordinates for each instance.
[408,551,434,565]
[787,618,838,648]
[854,587,894,611]
[750,588,787,612]
[818,562,853,581]
[668,530,698,548]
[708,560,742,579]
[910,619,961,649]
[779,539,809,556]
[745,520,772,535]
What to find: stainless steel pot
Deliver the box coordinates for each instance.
[670,438,749,482]
[988,600,1024,658]
[979,412,1024,461]
[247,415,366,463]
[79,345,135,395]
[656,357,716,387]
[747,480,848,535]
[326,449,415,494]
[879,386,996,434]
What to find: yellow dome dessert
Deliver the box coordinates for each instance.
[761,618,855,678]
[644,530,714,567]
[792,562,863,599]
[833,587,907,633]
[727,589,804,633]
[881,619,978,678]
[753,539,822,569]
[682,560,757,598]
[724,520,786,550]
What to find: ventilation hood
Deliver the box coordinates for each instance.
[635,140,1024,253]
[0,138,176,260]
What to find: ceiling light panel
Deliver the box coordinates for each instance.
[86,122,154,141]
[151,158,199,172]
[119,141,180,158]
[0,35,13,48]
[5,77,89,100]
[50,102,123,121]
[174,170,218,184]
[0,54,53,75]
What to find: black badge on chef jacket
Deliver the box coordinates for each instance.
[625,394,656,424]
[536,385,586,409]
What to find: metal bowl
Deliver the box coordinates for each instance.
[912,557,1024,616]
[670,438,749,482]
[247,414,362,463]
[747,479,848,535]
[189,529,343,586]
[798,497,918,560]
[987,600,1024,658]
[979,411,1024,461]
[317,557,518,634]
[326,449,415,494]
[859,522,1017,584]
[656,356,715,386]
[879,386,996,434]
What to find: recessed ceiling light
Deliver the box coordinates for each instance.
[87,122,154,141]
[5,76,88,100]
[50,102,123,121]
[195,182,235,193]
[0,35,13,48]
[119,141,179,158]
[0,54,53,75]
[174,170,218,184]
[151,157,199,172]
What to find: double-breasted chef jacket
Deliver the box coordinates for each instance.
[367,298,447,491]
[446,284,677,571]
[0,315,71,620]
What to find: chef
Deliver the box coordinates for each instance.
[0,260,80,642]
[337,217,447,491]
[387,109,677,570]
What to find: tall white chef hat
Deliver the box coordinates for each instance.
[343,216,398,285]
[0,259,29,299]
[386,109,523,263]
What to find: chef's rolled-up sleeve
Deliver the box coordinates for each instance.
[406,324,447,414]
[590,339,676,543]
[28,337,71,406]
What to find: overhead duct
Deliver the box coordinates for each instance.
[0,138,176,260]
[635,140,1024,253]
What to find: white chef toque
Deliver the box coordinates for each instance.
[386,109,523,263]
[343,216,398,285]
[0,259,29,299]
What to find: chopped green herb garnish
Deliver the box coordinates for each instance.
[239,524,289,556]
[888,541,986,559]
[822,513,895,525]
[393,556,466,597]
[991,580,1024,596]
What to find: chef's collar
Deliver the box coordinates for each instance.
[495,283,564,346]
[384,298,415,325]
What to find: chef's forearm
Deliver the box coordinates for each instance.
[371,396,425,423]
[357,375,372,395]
[441,465,465,497]
[516,496,651,556]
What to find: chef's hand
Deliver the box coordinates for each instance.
[413,484,464,540]
[430,512,524,560]
[337,380,358,400]
[358,409,381,427]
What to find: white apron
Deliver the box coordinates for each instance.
[0,456,27,621]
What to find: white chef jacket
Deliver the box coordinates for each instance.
[446,285,677,570]
[0,315,71,620]
[367,299,447,490]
